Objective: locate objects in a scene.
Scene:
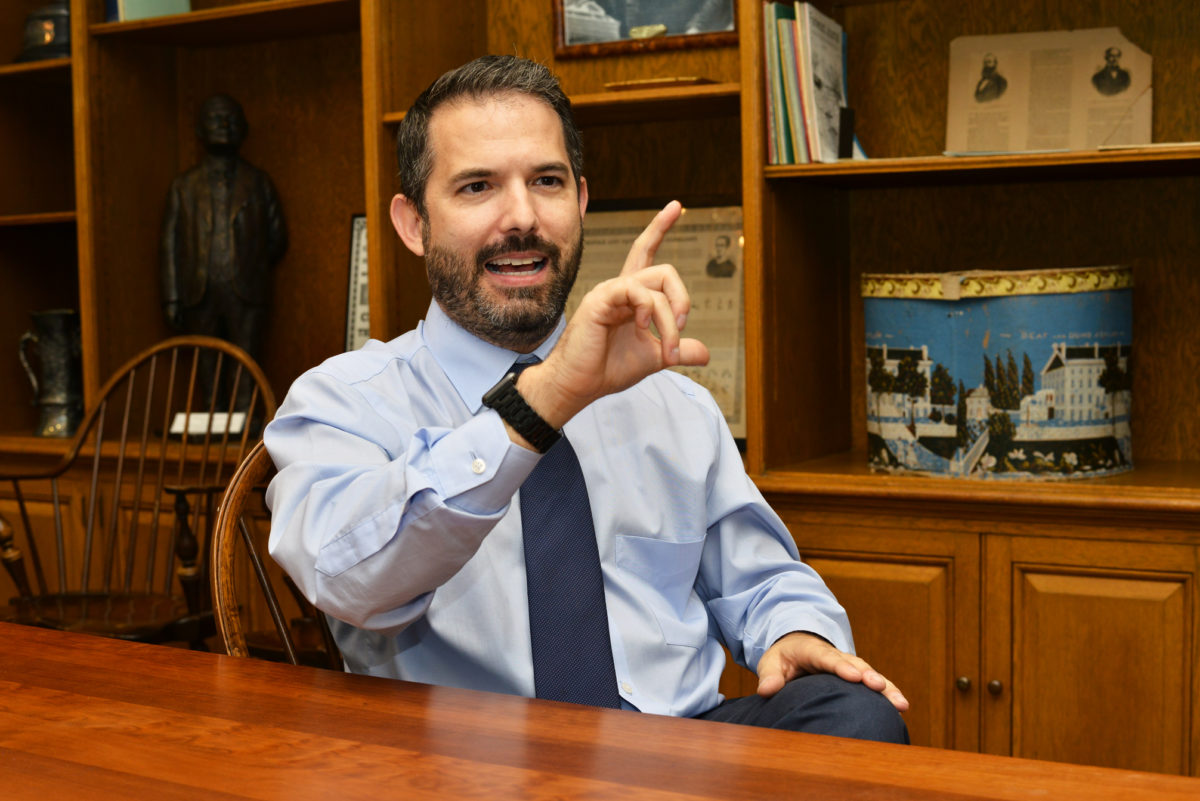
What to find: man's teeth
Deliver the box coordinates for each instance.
[487,257,544,273]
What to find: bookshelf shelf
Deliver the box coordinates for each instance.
[0,433,73,459]
[757,452,1200,519]
[0,211,75,227]
[89,0,358,45]
[570,82,740,126]
[765,145,1200,185]
[0,57,71,80]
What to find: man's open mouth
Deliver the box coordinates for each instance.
[485,256,547,275]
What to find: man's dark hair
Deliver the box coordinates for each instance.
[395,55,584,219]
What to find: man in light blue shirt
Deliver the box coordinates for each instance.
[266,55,908,741]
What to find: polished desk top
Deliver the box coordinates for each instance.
[1,623,1197,800]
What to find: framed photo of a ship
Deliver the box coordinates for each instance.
[861,266,1133,480]
[554,0,736,59]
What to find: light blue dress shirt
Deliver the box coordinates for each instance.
[265,301,853,717]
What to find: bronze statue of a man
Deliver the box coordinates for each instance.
[160,94,286,406]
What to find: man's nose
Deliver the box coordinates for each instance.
[500,185,538,233]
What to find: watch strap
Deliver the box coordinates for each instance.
[481,372,562,454]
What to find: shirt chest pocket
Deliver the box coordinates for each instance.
[615,535,708,648]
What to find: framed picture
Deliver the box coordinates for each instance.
[554,0,737,59]
[565,205,746,438]
[345,215,370,352]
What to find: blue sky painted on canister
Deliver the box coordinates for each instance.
[863,288,1132,391]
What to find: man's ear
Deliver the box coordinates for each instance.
[390,194,425,257]
[577,176,589,219]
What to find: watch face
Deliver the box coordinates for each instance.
[482,372,518,407]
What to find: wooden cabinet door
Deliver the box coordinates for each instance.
[784,512,981,751]
[984,535,1196,774]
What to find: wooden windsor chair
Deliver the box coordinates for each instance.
[0,335,275,648]
[211,440,342,669]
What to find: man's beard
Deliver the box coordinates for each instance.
[425,229,584,352]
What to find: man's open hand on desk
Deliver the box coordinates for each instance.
[757,631,911,712]
[520,200,710,429]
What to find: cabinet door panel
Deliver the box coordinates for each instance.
[804,556,954,749]
[990,537,1195,774]
[1015,569,1188,773]
[779,512,980,752]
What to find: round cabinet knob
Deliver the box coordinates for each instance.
[955,676,972,692]
[987,680,1003,696]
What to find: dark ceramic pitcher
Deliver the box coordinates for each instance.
[19,309,83,438]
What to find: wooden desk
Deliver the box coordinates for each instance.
[1,623,1196,800]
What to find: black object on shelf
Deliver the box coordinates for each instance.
[16,1,70,63]
[838,107,855,160]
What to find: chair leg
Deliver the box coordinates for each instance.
[172,493,205,617]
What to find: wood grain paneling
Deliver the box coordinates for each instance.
[0,69,75,216]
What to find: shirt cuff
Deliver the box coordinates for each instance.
[426,408,541,515]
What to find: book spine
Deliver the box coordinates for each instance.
[796,3,820,161]
[764,3,794,164]
[778,21,809,163]
[762,2,779,164]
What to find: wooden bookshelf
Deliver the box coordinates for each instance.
[1,0,1197,775]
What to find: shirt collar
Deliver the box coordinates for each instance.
[420,300,565,413]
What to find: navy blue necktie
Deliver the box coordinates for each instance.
[515,363,622,708]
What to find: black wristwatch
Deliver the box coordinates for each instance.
[481,371,562,454]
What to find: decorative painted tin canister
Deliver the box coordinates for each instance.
[861,266,1132,479]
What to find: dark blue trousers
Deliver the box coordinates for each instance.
[695,674,910,744]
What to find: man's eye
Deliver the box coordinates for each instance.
[462,181,488,194]
[534,175,563,187]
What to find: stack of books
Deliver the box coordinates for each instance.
[762,1,858,164]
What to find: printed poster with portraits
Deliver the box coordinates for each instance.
[946,27,1151,154]
[566,206,745,438]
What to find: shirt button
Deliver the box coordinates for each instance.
[620,682,633,694]
[471,458,486,475]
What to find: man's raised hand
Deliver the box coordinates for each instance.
[519,202,710,431]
